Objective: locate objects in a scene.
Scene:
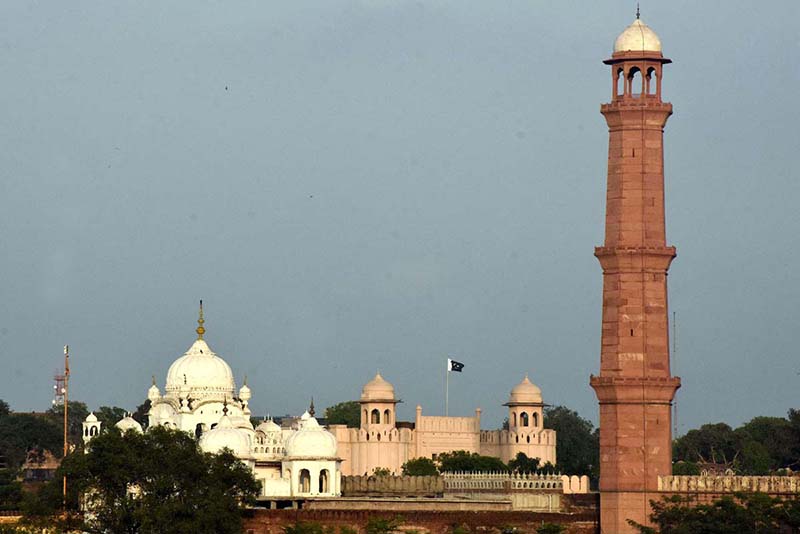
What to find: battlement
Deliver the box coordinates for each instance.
[658,475,800,495]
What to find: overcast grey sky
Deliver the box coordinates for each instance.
[1,1,798,434]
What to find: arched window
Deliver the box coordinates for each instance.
[520,412,529,427]
[383,409,391,425]
[195,423,204,439]
[319,469,329,493]
[532,412,539,428]
[371,409,380,424]
[615,67,624,97]
[647,67,658,95]
[512,412,517,427]
[363,409,367,423]
[90,426,98,436]
[526,435,530,443]
[629,67,642,96]
[299,469,311,493]
[84,428,88,437]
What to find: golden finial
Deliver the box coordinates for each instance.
[151,375,156,386]
[196,300,205,339]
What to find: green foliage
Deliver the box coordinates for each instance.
[0,400,9,418]
[536,524,565,534]
[0,468,22,511]
[437,451,508,473]
[673,410,800,474]
[0,414,61,468]
[131,400,150,428]
[324,401,361,428]
[366,516,402,534]
[451,525,469,534]
[94,406,128,429]
[372,467,392,477]
[284,522,325,534]
[543,406,598,480]
[629,493,800,534]
[46,400,89,446]
[24,425,259,534]
[402,457,438,476]
[340,527,358,534]
[671,461,700,475]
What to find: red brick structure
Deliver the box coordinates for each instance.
[589,17,681,534]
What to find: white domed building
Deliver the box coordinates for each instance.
[86,303,342,499]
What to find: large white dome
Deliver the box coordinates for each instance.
[165,339,236,399]
[614,18,662,53]
[284,414,337,459]
[199,415,252,458]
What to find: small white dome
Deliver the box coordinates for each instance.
[115,416,143,434]
[509,375,543,404]
[256,419,281,434]
[239,383,251,401]
[85,412,98,423]
[614,18,662,53]
[360,373,395,401]
[148,383,160,401]
[165,339,236,400]
[199,415,252,458]
[284,416,337,459]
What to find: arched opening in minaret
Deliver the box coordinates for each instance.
[533,412,539,428]
[371,409,380,424]
[628,67,643,97]
[512,412,517,427]
[383,409,391,425]
[520,412,529,427]
[647,67,658,95]
[615,68,624,97]
[195,423,205,439]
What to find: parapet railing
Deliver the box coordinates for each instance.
[442,472,589,494]
[658,476,800,494]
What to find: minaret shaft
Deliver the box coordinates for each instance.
[590,35,680,534]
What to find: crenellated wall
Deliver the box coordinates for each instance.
[658,475,800,495]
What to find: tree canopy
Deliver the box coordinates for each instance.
[673,410,800,475]
[544,406,599,480]
[437,451,508,473]
[24,425,259,534]
[630,493,800,534]
[324,401,361,428]
[401,457,438,476]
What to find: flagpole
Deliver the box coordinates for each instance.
[445,359,449,417]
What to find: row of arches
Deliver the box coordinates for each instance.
[615,66,660,98]
[365,408,393,425]
[298,468,330,493]
[511,411,540,428]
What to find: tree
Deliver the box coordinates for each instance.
[131,400,151,429]
[0,414,61,468]
[25,425,259,534]
[402,457,438,476]
[324,401,360,428]
[508,452,540,473]
[46,401,89,447]
[94,406,128,430]
[629,493,800,533]
[671,461,700,475]
[437,451,508,473]
[372,467,392,477]
[543,406,598,480]
[0,400,9,418]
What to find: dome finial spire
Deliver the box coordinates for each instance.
[196,300,205,339]
[636,3,640,19]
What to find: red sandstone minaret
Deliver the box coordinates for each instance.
[589,15,681,534]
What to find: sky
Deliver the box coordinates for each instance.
[1,1,798,434]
